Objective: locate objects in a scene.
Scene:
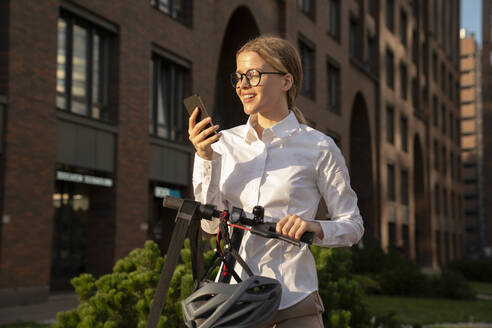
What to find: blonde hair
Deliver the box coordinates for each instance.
[236,35,307,125]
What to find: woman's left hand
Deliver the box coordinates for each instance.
[276,214,324,241]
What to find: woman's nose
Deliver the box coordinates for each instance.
[238,76,251,89]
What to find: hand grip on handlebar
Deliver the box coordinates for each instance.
[162,195,183,210]
[251,223,314,246]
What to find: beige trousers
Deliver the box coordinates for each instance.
[270,291,325,328]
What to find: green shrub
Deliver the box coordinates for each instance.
[379,261,429,296]
[351,247,476,299]
[353,274,382,294]
[429,270,475,299]
[446,258,492,283]
[56,239,372,328]
[371,311,400,328]
[311,246,371,328]
[352,247,405,275]
[55,239,215,328]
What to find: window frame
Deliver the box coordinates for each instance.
[386,47,395,89]
[400,62,408,100]
[326,0,340,40]
[401,168,409,205]
[150,0,192,26]
[298,0,316,20]
[298,36,316,100]
[386,0,394,32]
[326,58,341,115]
[401,115,408,152]
[387,163,396,201]
[386,104,395,144]
[56,11,115,123]
[149,51,191,142]
[400,8,407,46]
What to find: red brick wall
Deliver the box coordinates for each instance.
[0,1,8,95]
[0,0,58,288]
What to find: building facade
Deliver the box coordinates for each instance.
[0,0,463,306]
[482,0,492,256]
[459,29,485,257]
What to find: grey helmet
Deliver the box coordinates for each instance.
[181,275,282,328]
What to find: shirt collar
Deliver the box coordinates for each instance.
[242,111,300,142]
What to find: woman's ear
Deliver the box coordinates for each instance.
[281,73,294,92]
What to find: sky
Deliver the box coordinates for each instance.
[461,0,482,43]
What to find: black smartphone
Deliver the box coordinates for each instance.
[183,94,218,136]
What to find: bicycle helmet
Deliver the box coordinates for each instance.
[181,275,282,328]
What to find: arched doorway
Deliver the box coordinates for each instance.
[414,136,432,266]
[349,93,377,248]
[214,6,260,129]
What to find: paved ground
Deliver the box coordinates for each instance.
[0,293,491,327]
[0,293,79,325]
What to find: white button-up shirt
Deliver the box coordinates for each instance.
[193,111,364,309]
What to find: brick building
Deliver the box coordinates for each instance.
[0,0,463,306]
[482,0,492,256]
[459,29,485,257]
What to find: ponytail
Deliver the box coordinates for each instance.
[291,106,307,125]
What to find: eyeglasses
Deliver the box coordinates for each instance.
[230,69,286,88]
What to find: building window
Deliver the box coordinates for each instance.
[350,16,359,59]
[150,53,190,141]
[441,2,446,48]
[367,35,376,73]
[450,152,454,179]
[441,104,446,134]
[449,112,454,140]
[298,0,315,19]
[435,184,440,214]
[386,105,394,144]
[327,0,340,39]
[299,38,316,100]
[327,60,340,114]
[400,9,407,46]
[432,0,438,35]
[401,115,408,152]
[456,117,460,145]
[490,50,492,66]
[387,164,395,201]
[441,63,446,92]
[434,139,439,170]
[412,29,418,63]
[455,81,460,105]
[368,0,377,17]
[150,0,190,25]
[401,169,409,205]
[412,78,418,109]
[400,62,407,100]
[448,73,453,98]
[432,95,438,126]
[442,146,447,175]
[386,48,394,89]
[423,40,428,75]
[56,15,114,121]
[386,0,394,32]
[432,52,437,82]
[443,187,448,218]
[457,156,461,181]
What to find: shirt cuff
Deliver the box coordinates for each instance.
[313,221,332,246]
[193,152,221,187]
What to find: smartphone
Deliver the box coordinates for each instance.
[183,94,218,136]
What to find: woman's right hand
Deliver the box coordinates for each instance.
[188,107,221,160]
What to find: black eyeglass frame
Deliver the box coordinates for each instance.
[230,69,286,88]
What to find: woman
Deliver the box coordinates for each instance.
[188,35,364,327]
